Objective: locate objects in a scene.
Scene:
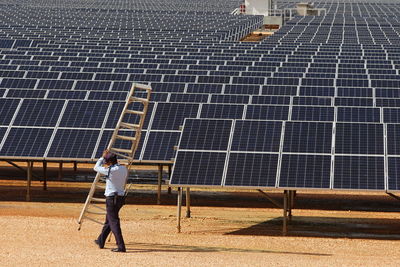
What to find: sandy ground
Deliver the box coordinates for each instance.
[1,164,400,266]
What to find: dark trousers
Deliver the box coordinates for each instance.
[97,196,126,250]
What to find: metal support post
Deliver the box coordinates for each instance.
[26,161,32,201]
[288,190,293,220]
[177,187,182,233]
[43,161,47,191]
[186,187,191,218]
[283,190,288,235]
[157,164,163,204]
[73,161,78,175]
[58,162,63,181]
[168,165,172,194]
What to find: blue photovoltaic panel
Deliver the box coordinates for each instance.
[170,151,226,186]
[0,78,37,89]
[246,105,289,120]
[142,131,180,161]
[0,98,20,125]
[47,129,100,159]
[47,90,87,100]
[0,128,53,157]
[383,108,400,123]
[283,122,333,153]
[388,157,400,191]
[210,94,249,104]
[13,99,65,127]
[279,154,331,188]
[169,93,209,103]
[179,119,232,151]
[200,104,244,119]
[333,156,384,190]
[291,106,334,121]
[337,107,380,122]
[37,79,74,90]
[231,120,281,152]
[335,123,384,155]
[59,101,110,128]
[225,153,278,187]
[75,80,112,91]
[151,103,199,130]
[386,124,400,155]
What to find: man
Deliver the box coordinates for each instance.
[94,149,128,252]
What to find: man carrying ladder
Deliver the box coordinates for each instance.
[94,149,128,253]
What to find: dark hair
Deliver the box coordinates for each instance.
[104,153,118,165]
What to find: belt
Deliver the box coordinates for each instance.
[106,195,124,199]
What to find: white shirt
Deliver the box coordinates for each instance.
[94,157,128,197]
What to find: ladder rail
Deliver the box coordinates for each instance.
[77,83,151,230]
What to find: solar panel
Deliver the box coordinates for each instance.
[47,129,100,159]
[0,128,53,157]
[333,156,384,190]
[13,99,65,127]
[335,123,384,155]
[231,120,282,152]
[283,122,332,154]
[200,104,244,119]
[0,99,21,125]
[225,153,278,187]
[59,101,110,128]
[388,157,400,191]
[142,131,180,161]
[279,154,331,189]
[170,151,226,186]
[179,119,232,151]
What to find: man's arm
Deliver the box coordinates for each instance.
[94,157,109,176]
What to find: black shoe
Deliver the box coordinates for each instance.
[94,239,103,249]
[111,248,126,253]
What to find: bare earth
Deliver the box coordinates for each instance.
[1,179,400,266]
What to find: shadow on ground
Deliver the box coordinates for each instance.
[226,216,400,240]
[123,242,331,256]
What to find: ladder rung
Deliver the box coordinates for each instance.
[119,122,140,129]
[110,148,132,154]
[91,197,106,203]
[86,210,106,215]
[91,204,106,211]
[95,184,105,190]
[134,84,152,91]
[125,109,144,115]
[129,96,148,103]
[111,152,134,160]
[115,135,137,141]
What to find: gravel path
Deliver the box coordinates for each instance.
[1,201,400,267]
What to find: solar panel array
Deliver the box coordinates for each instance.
[1,0,400,191]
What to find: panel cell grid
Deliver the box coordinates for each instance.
[335,123,384,155]
[170,151,226,186]
[279,154,331,189]
[231,120,282,152]
[47,129,100,159]
[333,156,384,190]
[283,122,333,154]
[179,119,232,151]
[13,99,65,127]
[225,153,278,187]
[0,128,53,157]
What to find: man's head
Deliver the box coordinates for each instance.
[104,152,118,166]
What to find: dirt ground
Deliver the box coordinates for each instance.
[1,164,400,266]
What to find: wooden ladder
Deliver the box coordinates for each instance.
[77,83,151,230]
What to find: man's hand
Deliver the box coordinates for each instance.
[102,149,110,158]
